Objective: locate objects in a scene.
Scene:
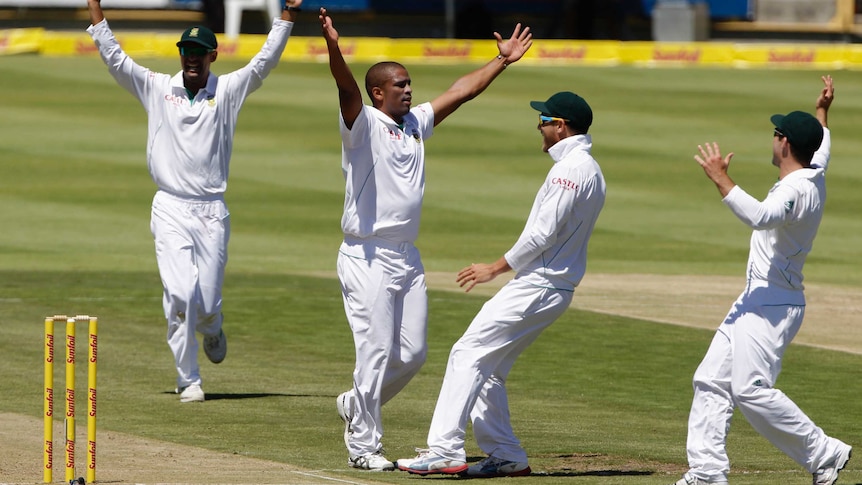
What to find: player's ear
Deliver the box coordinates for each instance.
[210,51,218,62]
[371,86,384,102]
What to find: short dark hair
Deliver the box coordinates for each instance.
[364,62,407,102]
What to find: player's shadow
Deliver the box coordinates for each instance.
[410,469,652,480]
[532,470,653,477]
[161,391,298,400]
[199,392,294,401]
[457,456,653,479]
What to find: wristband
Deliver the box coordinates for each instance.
[496,54,508,68]
[283,4,301,12]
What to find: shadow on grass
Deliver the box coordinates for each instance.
[460,456,654,478]
[532,470,653,477]
[161,391,297,400]
[402,471,653,480]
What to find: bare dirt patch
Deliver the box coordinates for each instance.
[0,412,376,485]
[424,272,862,355]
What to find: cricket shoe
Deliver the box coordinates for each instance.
[466,455,531,478]
[396,449,467,475]
[813,446,852,485]
[671,472,727,485]
[348,451,395,471]
[336,391,353,448]
[176,384,205,403]
[203,329,227,364]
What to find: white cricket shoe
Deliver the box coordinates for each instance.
[395,448,430,470]
[336,391,353,448]
[203,329,227,364]
[396,449,467,475]
[176,384,205,403]
[813,446,852,485]
[671,472,727,485]
[348,451,395,471]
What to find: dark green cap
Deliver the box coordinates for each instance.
[771,110,823,157]
[530,91,593,133]
[176,25,218,50]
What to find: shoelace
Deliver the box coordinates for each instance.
[412,447,431,458]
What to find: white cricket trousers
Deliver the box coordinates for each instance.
[427,279,572,463]
[685,293,848,482]
[337,237,428,456]
[151,191,229,389]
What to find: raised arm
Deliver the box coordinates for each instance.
[87,0,104,24]
[815,74,834,128]
[320,7,362,129]
[429,23,532,126]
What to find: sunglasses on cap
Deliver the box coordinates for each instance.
[179,46,213,57]
[773,129,785,139]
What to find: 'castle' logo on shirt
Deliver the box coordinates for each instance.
[552,177,578,191]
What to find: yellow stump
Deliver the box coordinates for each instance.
[43,315,98,484]
[65,318,76,483]
[87,316,98,484]
[43,318,54,484]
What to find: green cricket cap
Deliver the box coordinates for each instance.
[176,25,218,50]
[530,91,593,133]
[771,110,823,157]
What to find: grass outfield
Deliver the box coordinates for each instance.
[1,56,861,484]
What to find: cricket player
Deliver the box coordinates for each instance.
[672,76,852,485]
[319,7,533,471]
[397,91,605,477]
[86,0,303,402]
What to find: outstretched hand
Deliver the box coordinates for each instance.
[816,75,834,111]
[695,142,733,179]
[456,263,494,293]
[815,74,834,128]
[320,7,338,43]
[694,142,737,197]
[495,23,533,65]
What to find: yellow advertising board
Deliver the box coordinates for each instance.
[7,28,862,71]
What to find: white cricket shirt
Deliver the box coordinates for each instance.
[87,19,293,198]
[504,135,606,291]
[338,103,435,243]
[723,127,831,304]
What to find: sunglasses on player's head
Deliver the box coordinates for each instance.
[774,128,785,139]
[179,46,213,57]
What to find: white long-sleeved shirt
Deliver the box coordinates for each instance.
[338,103,435,244]
[723,127,831,304]
[504,135,606,291]
[87,19,293,198]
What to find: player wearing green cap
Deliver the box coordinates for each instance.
[396,90,605,477]
[85,0,302,402]
[672,75,852,485]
